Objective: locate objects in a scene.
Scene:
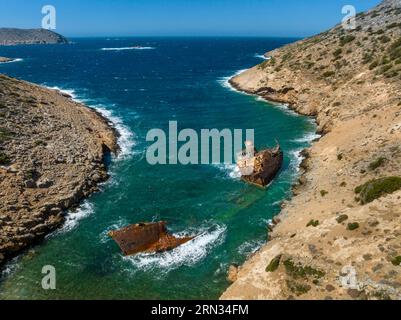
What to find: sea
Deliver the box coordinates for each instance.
[0,37,317,299]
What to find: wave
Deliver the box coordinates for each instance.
[217,69,248,93]
[51,202,94,236]
[254,54,268,60]
[292,132,321,144]
[0,257,20,280]
[123,224,226,273]
[238,239,264,256]
[213,163,241,179]
[100,218,129,243]
[101,47,155,51]
[46,86,135,159]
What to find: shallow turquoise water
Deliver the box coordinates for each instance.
[0,38,316,299]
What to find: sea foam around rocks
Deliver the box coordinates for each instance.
[123,224,226,273]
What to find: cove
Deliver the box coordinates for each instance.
[0,37,315,299]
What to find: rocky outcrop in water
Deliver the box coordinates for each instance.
[0,75,118,267]
[0,28,68,46]
[0,57,14,63]
[222,0,401,300]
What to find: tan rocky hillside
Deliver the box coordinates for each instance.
[0,28,68,46]
[222,0,401,300]
[0,75,118,267]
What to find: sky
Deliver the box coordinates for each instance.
[0,0,382,37]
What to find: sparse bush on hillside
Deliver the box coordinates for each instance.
[322,71,335,78]
[339,35,356,46]
[0,152,11,166]
[368,157,387,171]
[355,177,401,204]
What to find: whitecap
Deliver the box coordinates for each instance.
[100,218,129,243]
[0,257,20,280]
[123,224,226,273]
[254,54,268,60]
[93,105,135,159]
[292,132,321,144]
[217,69,248,92]
[52,202,94,236]
[213,163,242,179]
[47,86,77,99]
[101,47,155,51]
[238,239,264,256]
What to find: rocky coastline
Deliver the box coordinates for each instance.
[222,0,401,300]
[0,74,119,268]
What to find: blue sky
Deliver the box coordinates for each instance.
[0,0,381,37]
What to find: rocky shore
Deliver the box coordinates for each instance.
[0,74,118,267]
[222,0,401,300]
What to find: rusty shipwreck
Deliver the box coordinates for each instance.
[237,141,283,188]
[109,221,194,256]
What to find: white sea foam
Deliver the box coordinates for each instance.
[217,69,248,92]
[51,202,94,236]
[238,239,264,256]
[94,105,135,159]
[123,224,226,273]
[292,132,321,144]
[213,163,242,179]
[100,218,129,243]
[101,47,155,51]
[47,86,78,99]
[0,257,20,280]
[254,54,268,60]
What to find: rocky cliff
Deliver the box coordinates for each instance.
[222,0,401,300]
[0,75,118,267]
[0,28,68,46]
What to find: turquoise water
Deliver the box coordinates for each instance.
[0,38,316,299]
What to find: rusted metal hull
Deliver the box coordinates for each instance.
[109,221,194,256]
[241,148,283,188]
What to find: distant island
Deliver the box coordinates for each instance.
[0,28,68,46]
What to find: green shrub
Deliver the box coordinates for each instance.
[369,61,378,70]
[323,71,335,78]
[0,127,13,142]
[347,222,360,231]
[340,35,356,46]
[391,256,401,266]
[333,48,343,57]
[368,157,387,170]
[283,258,325,279]
[336,215,349,224]
[320,190,329,197]
[286,280,311,296]
[379,35,391,44]
[0,152,11,166]
[266,255,282,272]
[355,177,401,204]
[387,22,399,29]
[307,220,320,227]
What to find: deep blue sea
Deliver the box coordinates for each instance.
[0,38,316,299]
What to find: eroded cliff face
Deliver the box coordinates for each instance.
[0,75,118,267]
[222,0,401,300]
